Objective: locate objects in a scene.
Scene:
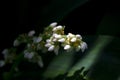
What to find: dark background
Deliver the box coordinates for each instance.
[0,0,120,49]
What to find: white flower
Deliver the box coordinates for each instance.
[56,25,62,30]
[50,22,57,27]
[33,37,42,43]
[64,45,71,50]
[13,39,20,47]
[2,49,9,55]
[52,38,57,42]
[71,37,77,42]
[2,49,9,59]
[67,33,74,38]
[24,51,34,59]
[48,45,55,51]
[58,38,65,42]
[81,42,87,52]
[0,60,5,67]
[76,34,82,39]
[52,27,57,31]
[45,43,52,47]
[52,25,63,31]
[53,34,62,39]
[46,39,51,43]
[28,30,35,37]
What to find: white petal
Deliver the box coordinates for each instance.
[13,39,20,47]
[28,30,35,37]
[58,38,65,42]
[52,38,57,42]
[67,33,74,38]
[56,25,62,29]
[81,42,87,52]
[76,34,82,39]
[48,45,55,51]
[33,37,42,43]
[52,27,57,31]
[2,49,9,55]
[64,45,71,50]
[46,39,51,43]
[52,33,57,37]
[50,22,57,27]
[71,37,77,42]
[24,51,34,59]
[54,34,62,39]
[0,60,5,67]
[45,43,52,47]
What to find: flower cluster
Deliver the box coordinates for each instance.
[45,22,87,54]
[0,22,87,67]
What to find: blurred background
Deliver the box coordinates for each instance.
[0,0,120,80]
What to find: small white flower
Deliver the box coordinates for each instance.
[71,37,77,42]
[50,22,57,27]
[67,33,74,38]
[53,27,57,31]
[13,39,20,47]
[48,45,55,51]
[76,34,82,39]
[81,42,87,52]
[52,38,57,42]
[56,25,63,30]
[64,45,71,50]
[58,38,65,42]
[46,39,51,43]
[33,37,42,43]
[24,51,34,59]
[53,34,62,39]
[45,43,52,47]
[2,49,9,55]
[0,60,5,67]
[28,30,35,37]
[53,25,63,31]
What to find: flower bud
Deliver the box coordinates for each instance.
[64,45,71,50]
[50,22,57,27]
[48,45,55,51]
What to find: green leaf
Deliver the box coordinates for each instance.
[43,51,75,78]
[67,35,114,76]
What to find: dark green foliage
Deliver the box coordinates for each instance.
[48,67,88,80]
